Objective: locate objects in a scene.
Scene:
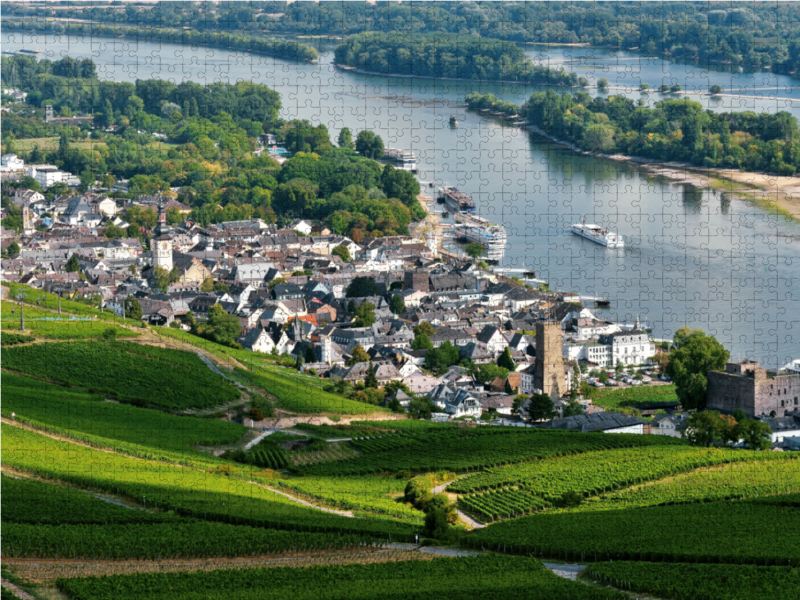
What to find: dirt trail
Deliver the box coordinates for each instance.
[249,481,355,517]
[0,579,36,600]
[430,479,486,530]
[4,550,433,583]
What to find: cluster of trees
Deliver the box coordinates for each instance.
[404,474,457,539]
[334,33,581,86]
[525,89,800,174]
[465,92,523,117]
[665,327,730,410]
[684,410,772,450]
[25,3,796,71]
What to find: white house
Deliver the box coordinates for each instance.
[238,328,275,353]
[444,389,483,419]
[1,154,24,170]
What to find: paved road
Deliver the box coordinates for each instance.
[385,543,480,557]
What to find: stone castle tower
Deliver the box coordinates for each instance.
[534,320,564,398]
[150,203,173,272]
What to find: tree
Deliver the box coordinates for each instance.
[411,333,433,351]
[666,330,730,410]
[7,242,20,257]
[425,341,461,374]
[201,277,215,292]
[526,393,556,422]
[511,395,527,419]
[598,371,609,384]
[124,296,142,320]
[364,362,378,389]
[597,77,610,90]
[346,276,378,298]
[352,302,376,327]
[732,408,747,423]
[65,254,81,272]
[153,266,171,292]
[465,242,484,260]
[349,344,370,365]
[408,395,437,419]
[709,84,723,95]
[476,363,509,385]
[640,83,650,91]
[331,244,351,262]
[390,294,405,315]
[734,419,772,450]
[562,401,584,417]
[684,411,736,447]
[337,127,355,149]
[305,345,316,364]
[414,322,436,337]
[355,130,384,159]
[206,304,242,346]
[497,347,515,370]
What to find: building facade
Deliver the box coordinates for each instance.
[534,320,564,398]
[707,360,800,418]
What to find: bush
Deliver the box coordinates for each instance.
[249,407,264,421]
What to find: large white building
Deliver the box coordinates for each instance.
[564,329,655,367]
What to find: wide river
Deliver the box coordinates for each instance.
[3,30,800,366]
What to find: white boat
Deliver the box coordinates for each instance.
[437,186,476,213]
[571,220,624,248]
[453,214,507,254]
[383,148,418,172]
[780,359,800,374]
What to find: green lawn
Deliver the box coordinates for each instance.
[1,301,137,339]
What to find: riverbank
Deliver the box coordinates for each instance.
[505,119,800,223]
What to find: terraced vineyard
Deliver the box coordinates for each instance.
[466,501,800,564]
[242,367,387,415]
[3,475,373,560]
[2,341,241,411]
[275,475,424,522]
[451,445,782,494]
[459,489,549,522]
[300,428,686,475]
[574,457,800,512]
[2,372,247,453]
[56,555,630,600]
[3,424,415,541]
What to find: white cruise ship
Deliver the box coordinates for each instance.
[571,221,624,248]
[383,148,418,172]
[781,359,800,374]
[453,214,507,255]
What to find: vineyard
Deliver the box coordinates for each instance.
[242,367,387,415]
[2,341,241,410]
[4,522,373,560]
[2,301,137,339]
[3,424,415,541]
[275,475,424,522]
[450,446,773,494]
[459,489,549,522]
[466,500,800,564]
[55,555,630,600]
[300,428,686,476]
[573,457,800,512]
[586,561,800,600]
[2,372,248,453]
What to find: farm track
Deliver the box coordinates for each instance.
[431,479,486,530]
[3,550,436,583]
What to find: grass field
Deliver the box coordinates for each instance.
[3,283,140,326]
[2,372,248,454]
[13,137,108,152]
[591,384,679,414]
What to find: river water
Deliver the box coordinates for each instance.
[3,30,799,366]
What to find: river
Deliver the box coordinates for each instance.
[3,31,799,366]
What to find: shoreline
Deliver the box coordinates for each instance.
[502,119,800,223]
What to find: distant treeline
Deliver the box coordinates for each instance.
[3,19,318,63]
[8,2,800,71]
[467,90,800,175]
[334,33,585,86]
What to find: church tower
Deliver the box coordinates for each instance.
[534,320,564,398]
[150,202,173,272]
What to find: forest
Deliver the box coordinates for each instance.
[9,2,800,72]
[334,32,582,86]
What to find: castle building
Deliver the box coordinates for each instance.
[534,320,564,398]
[706,360,800,418]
